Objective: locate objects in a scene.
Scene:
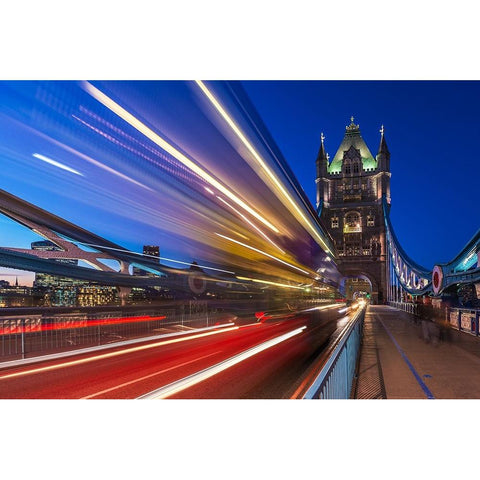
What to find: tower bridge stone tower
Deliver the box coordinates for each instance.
[316,118,390,304]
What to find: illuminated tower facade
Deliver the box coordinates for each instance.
[316,118,391,303]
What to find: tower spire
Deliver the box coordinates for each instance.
[316,131,329,211]
[377,124,389,156]
[377,124,390,173]
[346,116,360,133]
[316,132,329,175]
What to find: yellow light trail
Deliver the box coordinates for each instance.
[82,81,279,234]
[0,325,238,381]
[215,232,312,276]
[195,80,334,257]
[216,195,285,254]
[236,276,306,290]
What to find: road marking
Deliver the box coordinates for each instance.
[377,314,435,399]
[138,325,307,399]
[0,327,238,381]
[82,352,221,399]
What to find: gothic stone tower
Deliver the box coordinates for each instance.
[316,118,391,304]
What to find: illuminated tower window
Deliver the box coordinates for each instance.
[331,216,339,228]
[344,212,361,233]
[367,215,375,227]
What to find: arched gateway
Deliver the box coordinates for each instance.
[315,118,390,304]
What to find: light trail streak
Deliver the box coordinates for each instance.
[215,232,312,276]
[195,80,334,257]
[138,326,307,399]
[236,276,305,290]
[32,153,83,177]
[300,304,343,313]
[13,120,153,190]
[82,351,221,399]
[72,242,236,275]
[0,315,166,335]
[0,326,238,381]
[82,81,280,234]
[216,195,285,254]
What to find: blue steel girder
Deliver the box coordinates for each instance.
[432,228,480,294]
[0,187,178,282]
[382,196,432,296]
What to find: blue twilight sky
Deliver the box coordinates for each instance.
[0,80,478,287]
[242,81,480,269]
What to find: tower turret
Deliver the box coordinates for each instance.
[316,132,328,177]
[315,132,329,211]
[376,125,391,205]
[376,125,390,171]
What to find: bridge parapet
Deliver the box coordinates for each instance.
[294,305,366,399]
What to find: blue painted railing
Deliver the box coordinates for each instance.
[303,306,365,399]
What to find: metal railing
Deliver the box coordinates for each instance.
[302,306,366,399]
[0,300,216,360]
[0,298,333,361]
[388,301,417,315]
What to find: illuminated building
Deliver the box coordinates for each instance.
[316,118,390,303]
[76,285,118,307]
[31,241,82,288]
[0,280,38,307]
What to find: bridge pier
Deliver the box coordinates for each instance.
[117,286,131,306]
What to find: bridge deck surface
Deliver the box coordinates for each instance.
[353,305,480,399]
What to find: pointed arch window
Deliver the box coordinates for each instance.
[344,211,362,233]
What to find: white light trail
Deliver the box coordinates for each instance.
[73,242,236,275]
[215,232,312,276]
[33,153,83,177]
[236,276,305,290]
[195,80,334,257]
[0,325,238,381]
[82,351,220,399]
[138,326,307,399]
[300,304,343,313]
[82,81,280,234]
[10,120,152,190]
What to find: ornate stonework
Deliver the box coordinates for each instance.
[316,119,391,303]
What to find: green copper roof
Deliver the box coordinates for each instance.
[327,119,377,174]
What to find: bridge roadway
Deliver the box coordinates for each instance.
[0,305,352,399]
[353,305,480,399]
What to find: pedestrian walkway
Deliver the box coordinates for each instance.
[352,305,480,399]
